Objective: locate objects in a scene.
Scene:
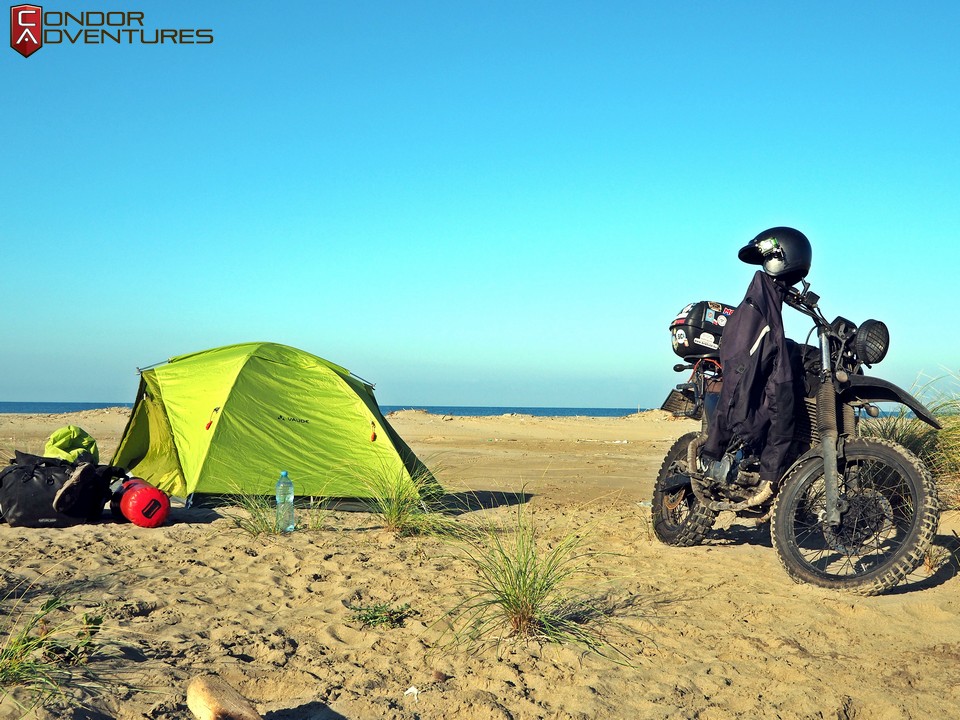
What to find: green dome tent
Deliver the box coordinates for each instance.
[111,342,437,500]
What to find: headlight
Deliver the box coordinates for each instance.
[854,319,889,366]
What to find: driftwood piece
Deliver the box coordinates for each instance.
[186,675,263,720]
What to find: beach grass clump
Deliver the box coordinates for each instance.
[360,465,460,537]
[0,569,129,715]
[441,502,633,662]
[922,530,960,577]
[345,600,418,629]
[0,596,102,688]
[219,491,282,537]
[219,489,331,536]
[932,415,960,509]
[859,373,960,509]
[300,495,331,531]
[923,545,950,576]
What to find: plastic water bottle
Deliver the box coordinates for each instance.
[275,470,295,533]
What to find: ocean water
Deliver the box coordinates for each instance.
[0,402,134,414]
[380,405,644,417]
[0,402,643,418]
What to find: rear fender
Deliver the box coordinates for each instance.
[661,473,692,493]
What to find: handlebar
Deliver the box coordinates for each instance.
[783,281,818,311]
[782,280,829,329]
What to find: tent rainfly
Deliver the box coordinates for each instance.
[111,342,437,499]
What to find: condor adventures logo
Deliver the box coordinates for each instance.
[10,4,40,57]
[10,4,214,57]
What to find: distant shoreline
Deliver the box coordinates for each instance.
[0,402,134,414]
[382,406,646,418]
[0,402,647,418]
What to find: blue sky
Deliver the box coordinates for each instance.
[2,1,958,408]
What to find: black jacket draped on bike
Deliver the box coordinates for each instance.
[702,271,796,483]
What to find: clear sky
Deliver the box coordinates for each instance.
[3,1,958,409]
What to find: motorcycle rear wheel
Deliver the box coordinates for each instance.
[651,432,717,546]
[771,437,939,595]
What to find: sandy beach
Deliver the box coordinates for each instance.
[1,407,959,720]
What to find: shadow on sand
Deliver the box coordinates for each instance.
[264,702,348,720]
[704,520,773,548]
[165,489,533,525]
[438,489,533,515]
[699,521,959,595]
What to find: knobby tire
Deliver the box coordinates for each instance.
[771,437,939,595]
[651,432,717,546]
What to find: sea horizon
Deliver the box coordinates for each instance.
[0,401,648,418]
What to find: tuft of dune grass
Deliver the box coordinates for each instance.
[437,496,642,665]
[0,547,139,716]
[859,372,960,509]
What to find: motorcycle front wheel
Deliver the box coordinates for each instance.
[651,432,717,546]
[771,437,939,595]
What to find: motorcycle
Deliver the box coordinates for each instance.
[652,280,941,595]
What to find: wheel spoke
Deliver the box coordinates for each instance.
[784,449,920,578]
[772,437,938,593]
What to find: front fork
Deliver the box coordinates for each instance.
[818,328,843,527]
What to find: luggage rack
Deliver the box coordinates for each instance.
[660,387,700,419]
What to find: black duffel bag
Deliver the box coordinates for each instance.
[0,451,113,527]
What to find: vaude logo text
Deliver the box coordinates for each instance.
[9,5,214,57]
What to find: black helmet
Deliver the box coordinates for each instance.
[738,226,812,285]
